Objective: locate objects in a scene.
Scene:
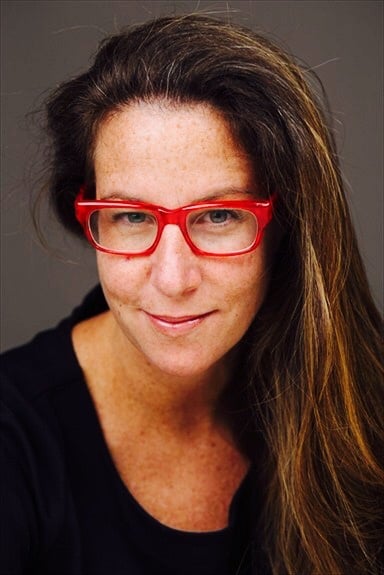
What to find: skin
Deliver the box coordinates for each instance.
[73,101,272,531]
[94,101,270,383]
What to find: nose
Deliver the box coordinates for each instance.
[149,224,202,298]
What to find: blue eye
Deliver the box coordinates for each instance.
[196,209,242,225]
[111,211,155,225]
[111,212,143,223]
[208,210,232,223]
[126,212,147,223]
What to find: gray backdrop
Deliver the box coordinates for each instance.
[1,0,383,352]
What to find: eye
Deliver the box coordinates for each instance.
[111,211,154,225]
[207,210,234,224]
[195,209,242,225]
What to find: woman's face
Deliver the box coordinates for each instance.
[94,102,271,379]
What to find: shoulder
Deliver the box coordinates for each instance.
[0,364,69,571]
[0,284,109,503]
[0,286,107,572]
[0,284,108,471]
[0,313,84,471]
[0,295,84,491]
[1,318,78,400]
[0,284,107,401]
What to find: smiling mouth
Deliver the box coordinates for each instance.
[146,311,213,324]
[144,310,214,333]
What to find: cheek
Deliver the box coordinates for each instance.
[96,253,148,302]
[233,249,270,298]
[96,246,270,313]
[219,250,270,324]
[235,272,268,319]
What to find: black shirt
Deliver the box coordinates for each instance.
[0,286,256,575]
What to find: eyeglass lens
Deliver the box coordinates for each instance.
[89,207,259,254]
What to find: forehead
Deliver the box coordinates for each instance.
[93,101,257,205]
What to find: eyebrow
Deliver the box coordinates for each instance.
[99,188,257,202]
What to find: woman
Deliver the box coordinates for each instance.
[1,14,382,575]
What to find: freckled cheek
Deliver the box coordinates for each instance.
[96,253,149,301]
[234,276,268,318]
[230,254,270,315]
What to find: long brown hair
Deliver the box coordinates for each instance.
[43,14,383,574]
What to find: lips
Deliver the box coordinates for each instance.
[148,312,212,324]
[143,310,214,335]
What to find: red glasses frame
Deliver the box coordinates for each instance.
[75,189,275,257]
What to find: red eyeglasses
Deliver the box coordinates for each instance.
[75,190,275,257]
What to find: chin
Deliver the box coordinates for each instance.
[139,345,226,382]
[150,357,217,380]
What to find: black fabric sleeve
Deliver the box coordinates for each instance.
[0,374,66,574]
